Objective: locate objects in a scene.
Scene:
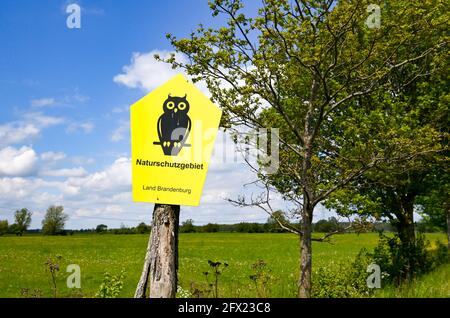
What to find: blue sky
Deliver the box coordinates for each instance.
[0,0,334,229]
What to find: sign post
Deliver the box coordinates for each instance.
[130,74,222,298]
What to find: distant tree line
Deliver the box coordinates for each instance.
[0,209,442,236]
[0,205,68,236]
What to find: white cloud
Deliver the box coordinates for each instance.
[71,156,95,165]
[0,146,38,177]
[41,151,66,162]
[113,50,188,92]
[65,157,131,194]
[73,205,123,218]
[0,153,291,229]
[0,157,133,227]
[0,177,37,200]
[40,167,87,178]
[67,121,94,134]
[0,123,40,147]
[114,50,217,99]
[0,177,63,220]
[30,94,90,108]
[110,120,130,142]
[0,112,65,148]
[31,98,56,108]
[22,112,65,127]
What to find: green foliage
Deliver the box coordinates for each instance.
[201,223,220,233]
[95,270,126,298]
[416,219,443,234]
[176,286,191,298]
[236,222,265,233]
[374,263,450,298]
[0,233,446,298]
[0,220,8,236]
[163,0,449,297]
[180,219,196,233]
[249,259,273,298]
[416,171,450,232]
[42,206,68,235]
[111,224,135,234]
[313,217,340,233]
[432,240,449,266]
[45,256,62,298]
[265,211,291,233]
[312,249,373,298]
[163,0,448,211]
[14,208,32,236]
[370,233,449,286]
[95,224,108,234]
[135,222,150,234]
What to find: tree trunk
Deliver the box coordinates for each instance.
[298,203,313,298]
[397,215,415,247]
[396,195,416,247]
[134,204,179,298]
[298,79,318,298]
[394,194,416,281]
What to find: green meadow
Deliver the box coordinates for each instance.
[0,233,447,298]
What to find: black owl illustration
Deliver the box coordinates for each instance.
[153,94,191,156]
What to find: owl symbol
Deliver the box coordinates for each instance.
[153,94,192,156]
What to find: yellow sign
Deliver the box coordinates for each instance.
[130,74,222,206]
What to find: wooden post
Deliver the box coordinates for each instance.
[135,204,180,298]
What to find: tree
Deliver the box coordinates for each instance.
[314,217,339,233]
[266,210,290,233]
[0,220,8,236]
[417,167,450,249]
[325,13,449,253]
[42,206,68,235]
[13,208,32,236]
[96,224,108,234]
[162,0,447,297]
[136,222,150,234]
[202,223,220,233]
[180,219,196,233]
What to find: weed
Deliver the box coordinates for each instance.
[95,270,126,298]
[249,259,272,297]
[45,255,62,298]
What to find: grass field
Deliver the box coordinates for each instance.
[0,233,447,298]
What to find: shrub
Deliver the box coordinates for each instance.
[431,240,449,268]
[95,270,126,298]
[202,223,220,233]
[370,233,434,285]
[0,220,8,236]
[180,219,196,233]
[135,222,150,234]
[312,250,373,298]
[313,217,340,233]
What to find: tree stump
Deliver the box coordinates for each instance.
[135,204,180,298]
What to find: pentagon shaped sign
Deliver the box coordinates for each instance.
[130,74,222,206]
